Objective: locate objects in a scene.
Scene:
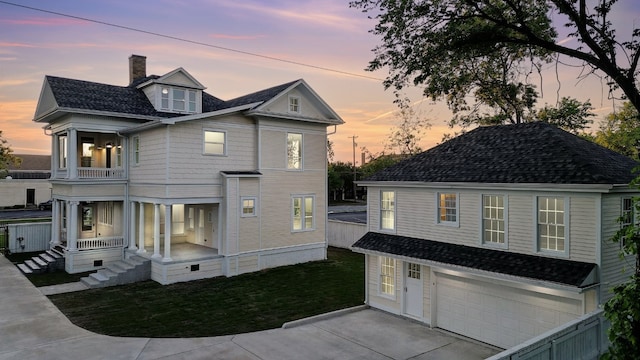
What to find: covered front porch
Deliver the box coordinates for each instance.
[127,201,220,263]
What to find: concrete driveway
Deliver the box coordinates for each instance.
[0,255,499,359]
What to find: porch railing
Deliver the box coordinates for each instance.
[77,236,124,250]
[77,167,125,179]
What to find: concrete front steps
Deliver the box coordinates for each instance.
[16,247,65,275]
[81,255,151,288]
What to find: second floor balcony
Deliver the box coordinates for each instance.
[52,130,127,181]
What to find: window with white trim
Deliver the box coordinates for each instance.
[289,95,300,113]
[115,145,122,167]
[437,193,458,224]
[483,195,505,245]
[380,191,395,231]
[287,133,302,169]
[172,204,185,234]
[537,197,566,252]
[188,207,195,230]
[621,197,635,253]
[204,130,226,155]
[99,201,113,226]
[292,195,314,231]
[58,135,67,169]
[161,86,197,113]
[241,197,257,217]
[132,136,140,165]
[379,256,395,296]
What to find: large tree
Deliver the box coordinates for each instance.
[0,130,21,177]
[350,0,640,117]
[594,101,640,159]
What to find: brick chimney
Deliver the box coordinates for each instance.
[129,54,147,84]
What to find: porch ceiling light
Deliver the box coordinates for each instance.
[106,142,113,148]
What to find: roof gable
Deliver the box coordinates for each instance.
[248,79,344,125]
[139,67,206,90]
[365,122,638,185]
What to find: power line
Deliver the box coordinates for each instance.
[0,0,384,81]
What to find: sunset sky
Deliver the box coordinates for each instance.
[1,0,638,164]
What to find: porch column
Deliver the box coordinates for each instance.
[137,202,146,253]
[163,204,172,262]
[128,201,137,250]
[67,201,79,251]
[50,199,60,246]
[152,203,161,259]
[67,128,78,180]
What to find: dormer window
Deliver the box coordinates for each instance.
[289,95,300,113]
[160,86,198,113]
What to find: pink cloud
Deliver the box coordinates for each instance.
[0,42,34,48]
[208,33,267,40]
[1,17,87,26]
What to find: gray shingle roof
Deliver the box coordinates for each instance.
[352,232,597,288]
[45,76,298,117]
[365,122,638,184]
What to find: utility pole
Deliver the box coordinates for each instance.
[349,135,358,201]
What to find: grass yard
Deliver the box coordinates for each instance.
[48,247,364,338]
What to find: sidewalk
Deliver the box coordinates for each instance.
[0,254,499,360]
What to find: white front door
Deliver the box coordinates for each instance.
[404,262,423,318]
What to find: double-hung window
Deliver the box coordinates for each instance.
[437,193,458,225]
[292,195,314,231]
[287,133,302,170]
[132,136,140,166]
[379,256,395,297]
[241,197,257,217]
[621,197,635,253]
[58,135,67,169]
[172,204,185,235]
[204,130,226,155]
[537,197,567,253]
[380,191,395,231]
[483,195,505,245]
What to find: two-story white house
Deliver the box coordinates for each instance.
[353,122,637,349]
[33,55,343,285]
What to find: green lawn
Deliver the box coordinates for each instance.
[48,247,364,337]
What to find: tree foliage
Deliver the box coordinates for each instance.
[594,102,640,159]
[384,107,431,156]
[603,181,640,359]
[0,130,20,177]
[535,97,596,134]
[350,0,640,118]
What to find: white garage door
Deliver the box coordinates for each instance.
[435,273,582,349]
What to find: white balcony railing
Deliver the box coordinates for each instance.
[77,167,125,179]
[77,236,124,250]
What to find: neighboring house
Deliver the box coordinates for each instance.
[32,55,343,284]
[352,122,638,349]
[0,154,52,208]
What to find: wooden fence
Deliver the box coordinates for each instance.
[487,309,607,360]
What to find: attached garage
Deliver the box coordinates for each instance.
[353,232,599,350]
[434,272,582,349]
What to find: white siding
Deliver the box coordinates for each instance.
[600,194,635,302]
[368,186,598,263]
[367,255,402,314]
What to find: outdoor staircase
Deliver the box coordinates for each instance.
[16,245,65,275]
[80,255,151,288]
